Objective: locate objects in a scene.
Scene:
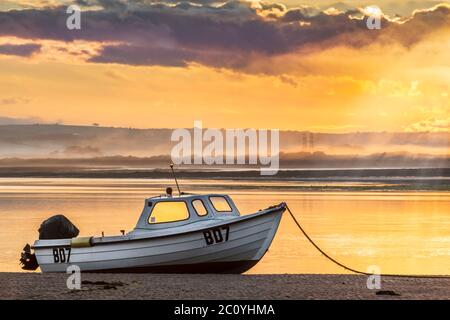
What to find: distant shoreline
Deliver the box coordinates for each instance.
[0,167,448,179]
[0,167,448,191]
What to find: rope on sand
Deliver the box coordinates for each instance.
[285,204,450,279]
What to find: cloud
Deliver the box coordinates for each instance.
[0,1,448,72]
[104,70,128,81]
[0,43,41,56]
[89,44,193,67]
[278,75,297,87]
[0,98,18,105]
[0,1,26,11]
[0,97,30,105]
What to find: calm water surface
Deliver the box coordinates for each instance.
[0,178,448,275]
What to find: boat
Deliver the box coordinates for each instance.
[24,191,286,274]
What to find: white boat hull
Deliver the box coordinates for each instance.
[33,205,284,273]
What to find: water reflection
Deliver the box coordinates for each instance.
[0,178,448,274]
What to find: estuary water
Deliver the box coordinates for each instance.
[0,178,448,275]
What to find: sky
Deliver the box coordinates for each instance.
[0,0,449,132]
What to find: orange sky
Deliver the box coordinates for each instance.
[0,1,449,132]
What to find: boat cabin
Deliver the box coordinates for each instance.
[134,194,241,230]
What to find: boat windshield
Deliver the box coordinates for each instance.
[209,196,233,213]
[148,201,189,224]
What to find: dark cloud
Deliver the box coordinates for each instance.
[76,0,225,9]
[388,4,450,47]
[0,1,448,71]
[0,43,41,57]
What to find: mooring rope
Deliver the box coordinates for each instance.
[285,204,450,279]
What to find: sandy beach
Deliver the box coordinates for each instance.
[1,273,448,300]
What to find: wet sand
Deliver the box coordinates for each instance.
[1,273,448,300]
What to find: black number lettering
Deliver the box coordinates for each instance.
[203,226,230,245]
[213,228,223,243]
[52,247,71,263]
[52,248,59,263]
[221,226,230,241]
[203,231,214,245]
[59,248,66,263]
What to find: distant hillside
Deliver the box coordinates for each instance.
[0,124,447,158]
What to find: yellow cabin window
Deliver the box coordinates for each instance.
[149,201,189,224]
[209,197,232,212]
[192,199,208,216]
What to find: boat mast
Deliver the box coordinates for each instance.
[170,163,182,196]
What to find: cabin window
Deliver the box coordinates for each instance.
[148,201,189,224]
[209,196,232,213]
[192,199,208,216]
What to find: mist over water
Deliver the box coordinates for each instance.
[0,178,448,275]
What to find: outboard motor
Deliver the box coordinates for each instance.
[19,244,39,271]
[19,214,79,270]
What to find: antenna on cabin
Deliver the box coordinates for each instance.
[170,163,182,196]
